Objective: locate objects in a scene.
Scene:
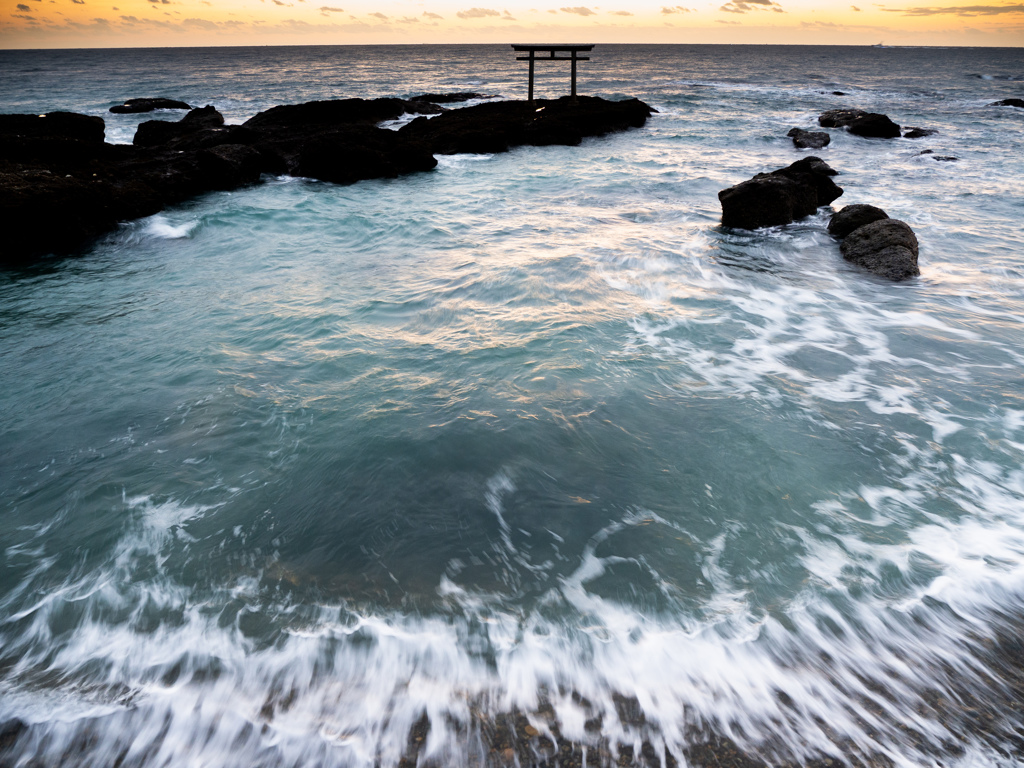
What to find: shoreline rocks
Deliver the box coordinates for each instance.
[989,98,1024,108]
[1,94,654,265]
[110,97,192,114]
[718,156,843,230]
[829,204,919,280]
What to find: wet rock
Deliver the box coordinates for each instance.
[840,218,919,280]
[409,92,498,104]
[198,144,265,189]
[400,95,654,155]
[818,108,867,127]
[243,97,438,130]
[134,105,225,147]
[989,98,1024,108]
[787,127,831,149]
[0,111,106,145]
[828,203,889,238]
[819,109,901,138]
[110,97,192,113]
[903,127,937,138]
[917,150,957,161]
[0,719,27,752]
[848,112,901,138]
[718,156,843,230]
[296,128,437,184]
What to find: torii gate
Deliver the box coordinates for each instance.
[511,44,595,105]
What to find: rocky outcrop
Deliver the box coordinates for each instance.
[400,95,654,155]
[1,94,653,265]
[409,92,497,104]
[989,98,1024,108]
[827,203,888,238]
[828,204,919,280]
[718,157,843,230]
[110,98,192,114]
[902,127,937,138]
[787,127,830,149]
[819,109,901,138]
[134,105,225,147]
[917,150,957,161]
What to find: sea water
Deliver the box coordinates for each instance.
[1,44,1024,767]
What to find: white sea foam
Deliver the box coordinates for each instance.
[142,214,199,240]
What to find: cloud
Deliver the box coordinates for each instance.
[716,17,740,21]
[661,4,692,11]
[271,1,291,6]
[12,12,36,17]
[456,6,499,16]
[319,4,342,9]
[851,4,861,7]
[720,0,781,11]
[560,5,595,13]
[369,9,386,17]
[422,10,442,17]
[610,8,632,12]
[883,2,1024,13]
[16,3,30,9]
[146,0,173,5]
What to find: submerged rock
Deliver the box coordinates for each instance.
[840,218,920,280]
[827,203,889,238]
[718,156,843,230]
[989,98,1024,108]
[110,97,192,113]
[903,127,937,138]
[787,127,830,149]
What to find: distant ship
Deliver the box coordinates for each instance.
[871,42,889,48]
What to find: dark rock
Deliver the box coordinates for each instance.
[110,97,192,114]
[409,92,497,104]
[989,98,1024,108]
[0,719,27,751]
[134,105,224,147]
[787,127,830,149]
[903,127,937,138]
[400,95,653,155]
[848,112,901,138]
[198,144,265,189]
[819,108,867,128]
[840,218,919,280]
[718,156,843,230]
[831,91,847,96]
[828,204,889,238]
[242,97,439,130]
[819,109,901,138]
[297,128,437,184]
[0,111,105,144]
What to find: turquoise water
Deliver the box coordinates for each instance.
[2,44,1024,767]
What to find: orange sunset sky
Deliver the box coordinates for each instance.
[2,0,1022,48]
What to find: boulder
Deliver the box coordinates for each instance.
[847,112,901,138]
[198,144,265,189]
[296,128,437,184]
[989,98,1024,108]
[718,156,843,230]
[819,109,867,128]
[827,204,889,238]
[840,218,919,280]
[917,150,957,161]
[110,98,192,114]
[134,105,224,147]
[902,127,937,138]
[787,127,830,149]
[242,97,439,130]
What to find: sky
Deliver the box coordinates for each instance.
[2,0,1023,48]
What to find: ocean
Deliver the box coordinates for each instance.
[1,43,1024,767]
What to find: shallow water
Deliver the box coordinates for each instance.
[2,44,1024,767]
